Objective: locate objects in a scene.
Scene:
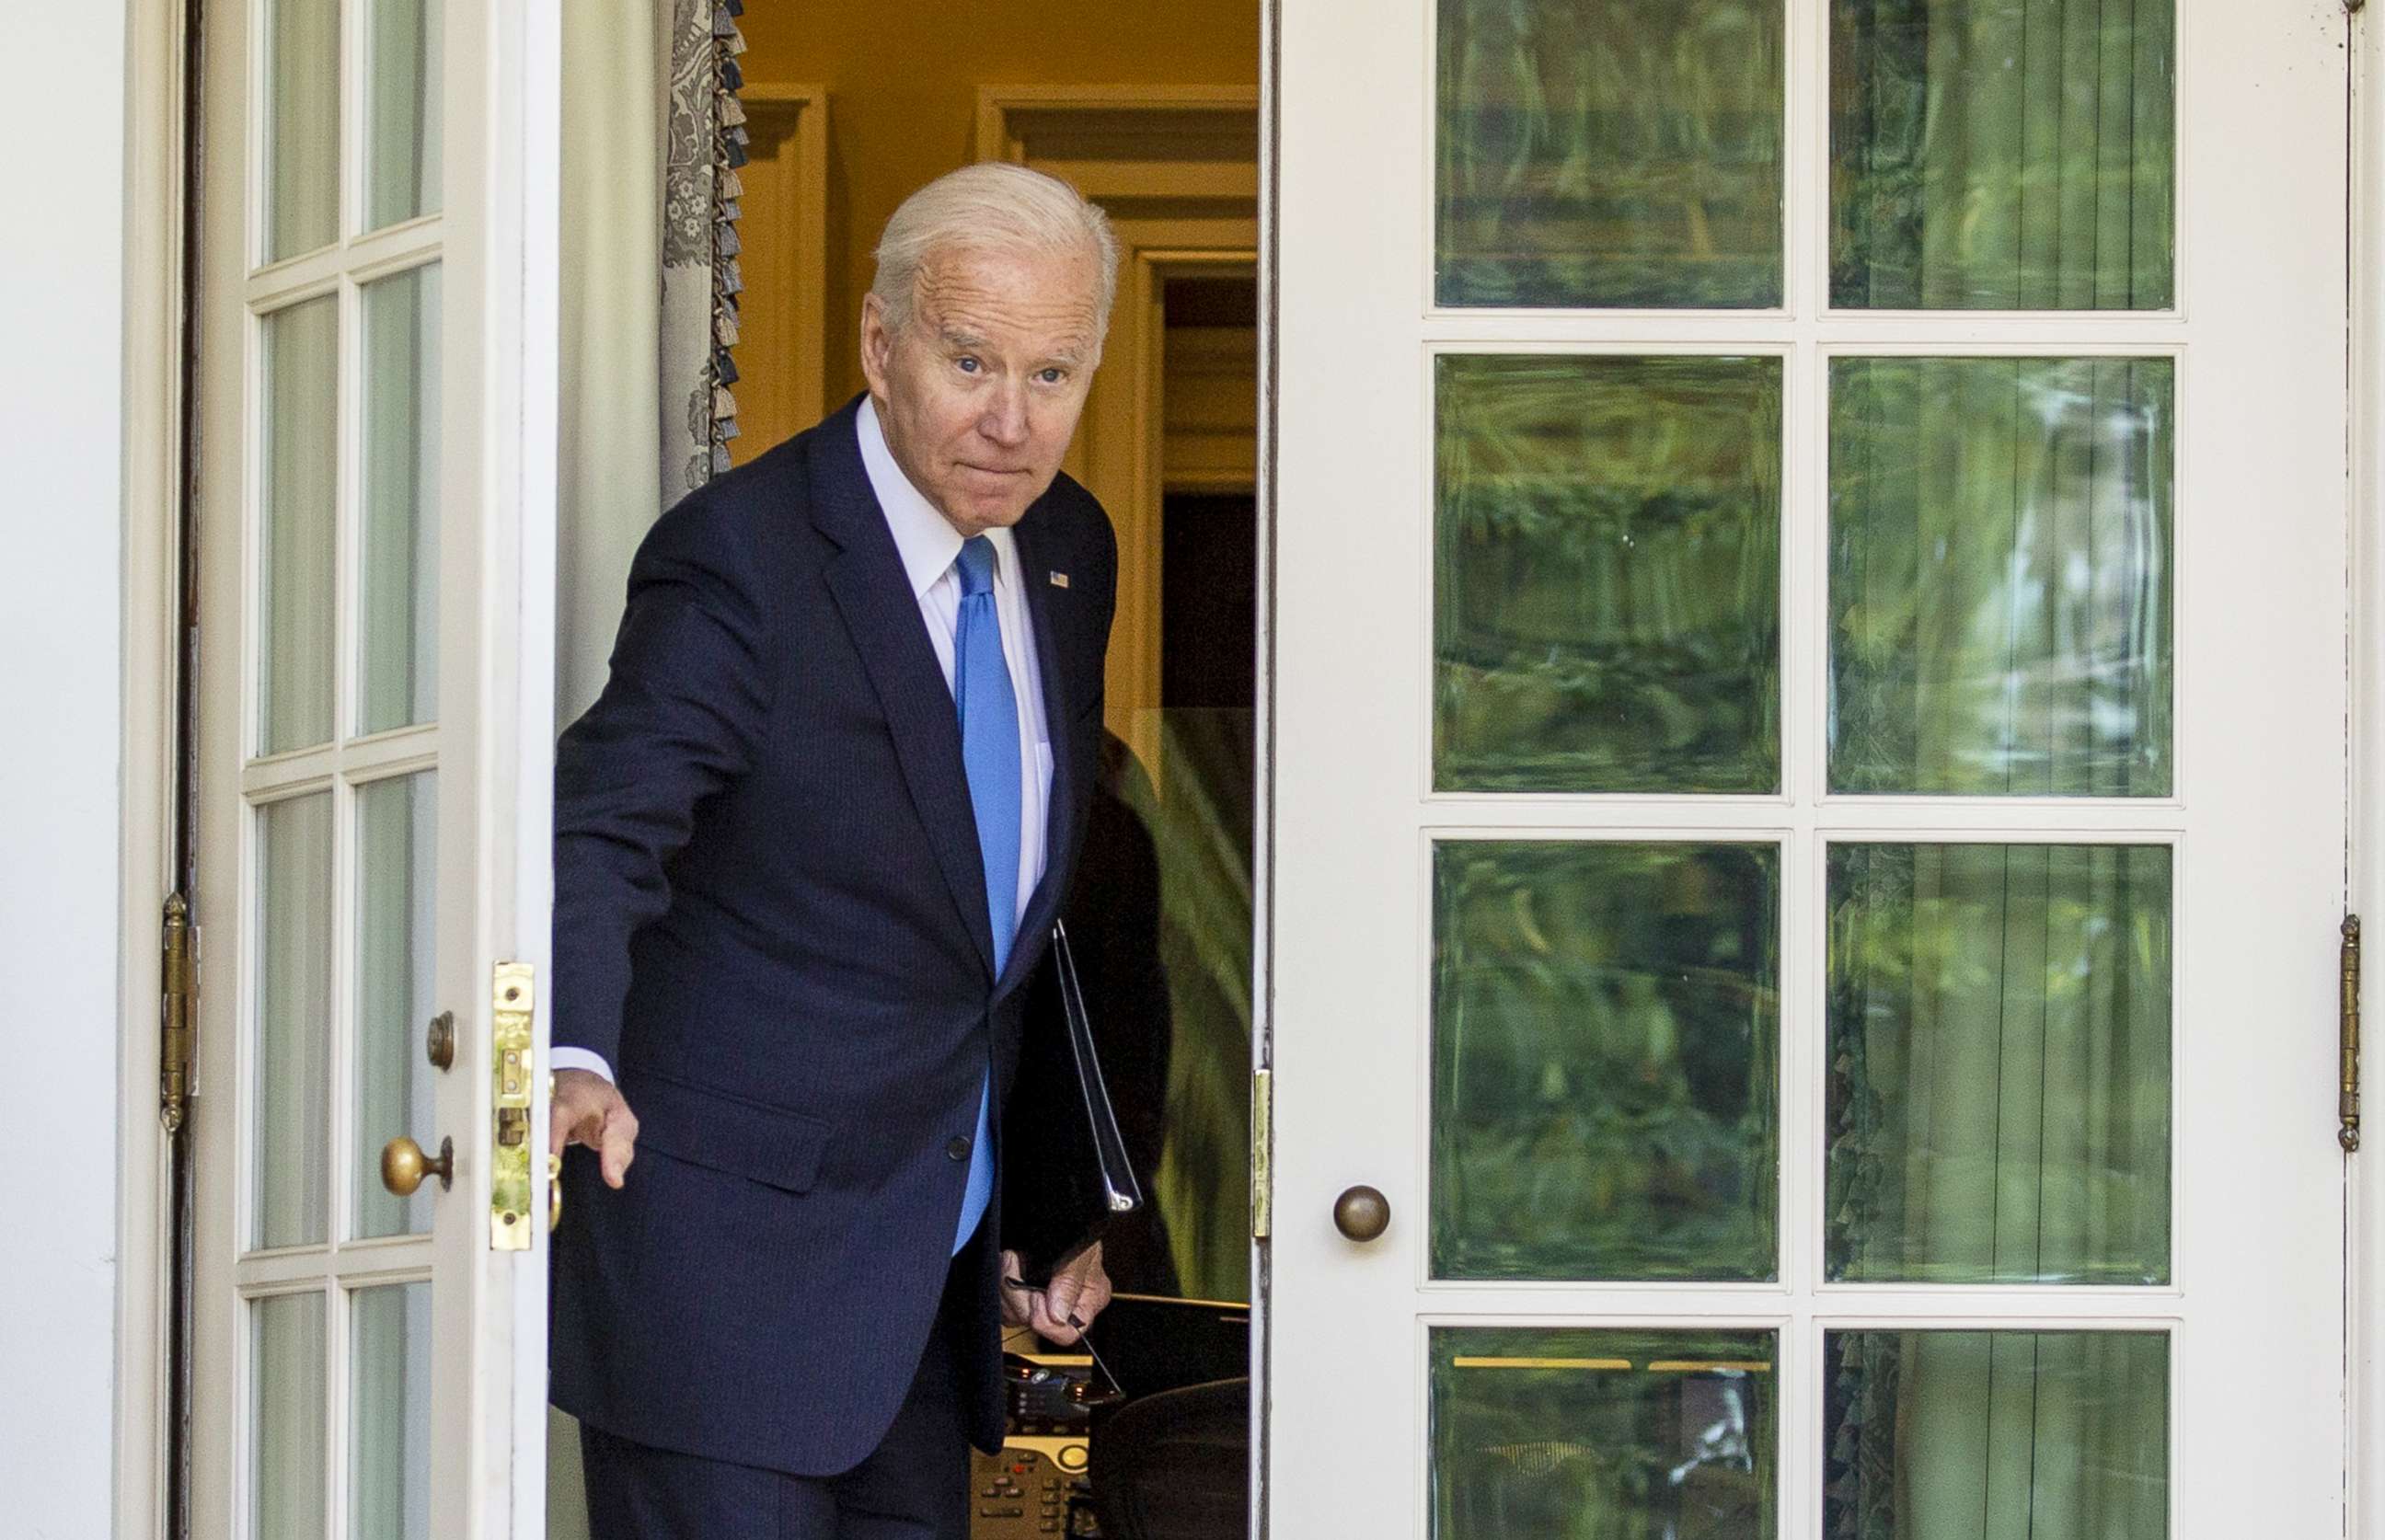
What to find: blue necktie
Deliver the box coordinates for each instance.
[951,535,1018,1252]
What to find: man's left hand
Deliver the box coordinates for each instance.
[999,1242,1112,1346]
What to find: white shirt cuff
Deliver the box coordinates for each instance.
[552,1047,616,1085]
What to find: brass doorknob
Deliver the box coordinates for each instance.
[1333,1184,1390,1243]
[381,1135,454,1197]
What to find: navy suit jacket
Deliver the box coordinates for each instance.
[548,396,1118,1476]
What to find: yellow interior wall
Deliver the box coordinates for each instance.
[738,1,1261,418]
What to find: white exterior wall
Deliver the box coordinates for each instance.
[0,5,129,1534]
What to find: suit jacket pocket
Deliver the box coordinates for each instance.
[628,1071,832,1194]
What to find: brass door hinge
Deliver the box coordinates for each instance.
[1250,1067,1273,1241]
[490,961,536,1249]
[160,893,199,1133]
[2343,916,2363,1152]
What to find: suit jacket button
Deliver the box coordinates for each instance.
[947,1135,974,1162]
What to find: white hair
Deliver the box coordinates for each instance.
[869,162,1120,339]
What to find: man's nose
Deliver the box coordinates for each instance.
[977,384,1031,449]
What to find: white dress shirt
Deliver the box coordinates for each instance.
[555,398,1053,1085]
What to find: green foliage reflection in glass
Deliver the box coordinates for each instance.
[1826,843,2171,1284]
[1432,1327,1777,1540]
[1437,0,1785,306]
[1829,356,2172,796]
[1825,1330,2168,1540]
[1434,841,1780,1281]
[1135,711,1255,1304]
[1831,0,2175,309]
[1436,354,1782,793]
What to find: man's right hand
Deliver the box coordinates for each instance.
[551,1068,639,1189]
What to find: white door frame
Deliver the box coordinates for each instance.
[2349,6,2385,1535]
[115,0,190,1534]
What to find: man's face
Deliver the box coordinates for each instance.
[860,242,1103,538]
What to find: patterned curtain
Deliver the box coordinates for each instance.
[659,0,750,498]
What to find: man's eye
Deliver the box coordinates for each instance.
[956,357,981,374]
[1038,368,1066,384]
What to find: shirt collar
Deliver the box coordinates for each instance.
[858,395,986,602]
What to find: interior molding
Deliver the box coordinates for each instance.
[977,85,1260,775]
[1162,322,1260,493]
[736,84,831,446]
[974,84,1261,205]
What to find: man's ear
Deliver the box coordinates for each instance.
[858,293,893,398]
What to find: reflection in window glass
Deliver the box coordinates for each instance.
[1826,1330,2168,1540]
[1831,0,2176,308]
[1433,1327,1777,1540]
[1436,354,1782,793]
[1829,356,2172,796]
[1827,843,2172,1284]
[1047,711,1256,1305]
[1434,841,1780,1282]
[1437,0,1784,307]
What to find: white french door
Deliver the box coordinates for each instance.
[189,1,558,1536]
[1268,0,2351,1535]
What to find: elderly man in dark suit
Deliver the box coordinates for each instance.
[547,162,1123,1539]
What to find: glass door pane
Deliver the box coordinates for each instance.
[259,296,340,756]
[1827,356,2173,796]
[1830,0,2176,310]
[1433,840,1780,1281]
[1826,843,2172,1285]
[1825,1329,2170,1539]
[1435,0,1785,307]
[255,793,334,1252]
[358,264,442,736]
[1434,353,1783,793]
[353,775,438,1240]
[351,1284,433,1540]
[252,1292,328,1540]
[365,0,442,230]
[1432,1327,1778,1539]
[263,0,340,262]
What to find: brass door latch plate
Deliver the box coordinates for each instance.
[491,962,536,1249]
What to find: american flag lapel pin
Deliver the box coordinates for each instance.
[1049,570,1070,589]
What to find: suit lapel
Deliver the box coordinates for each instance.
[810,403,997,977]
[999,511,1081,1000]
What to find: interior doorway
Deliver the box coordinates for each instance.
[549,5,1263,1535]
